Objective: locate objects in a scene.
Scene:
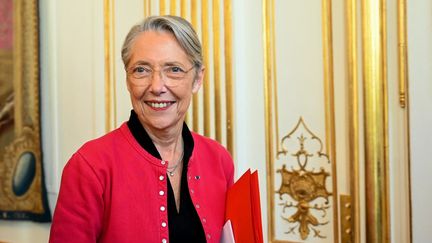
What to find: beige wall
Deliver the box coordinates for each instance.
[408,0,432,242]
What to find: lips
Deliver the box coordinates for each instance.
[145,101,175,110]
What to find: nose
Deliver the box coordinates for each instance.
[149,70,166,94]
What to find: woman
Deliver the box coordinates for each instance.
[49,15,234,243]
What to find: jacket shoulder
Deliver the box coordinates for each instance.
[191,132,228,153]
[78,123,127,154]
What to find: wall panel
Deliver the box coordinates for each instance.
[263,0,339,242]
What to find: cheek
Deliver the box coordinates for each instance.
[175,86,194,102]
[128,85,145,99]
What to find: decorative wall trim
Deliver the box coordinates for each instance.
[262,1,276,240]
[397,0,408,108]
[201,0,211,137]
[213,0,222,142]
[346,0,361,242]
[340,195,353,243]
[103,0,117,132]
[223,0,234,154]
[144,0,151,17]
[191,0,200,132]
[321,1,339,241]
[361,0,390,241]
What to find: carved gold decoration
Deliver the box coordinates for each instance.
[0,127,43,212]
[340,195,353,243]
[276,117,332,240]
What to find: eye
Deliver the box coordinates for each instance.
[167,66,185,73]
[133,65,150,74]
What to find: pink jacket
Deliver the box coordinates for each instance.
[49,123,234,243]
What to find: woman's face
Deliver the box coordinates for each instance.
[126,31,203,132]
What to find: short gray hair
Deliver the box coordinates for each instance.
[121,15,203,69]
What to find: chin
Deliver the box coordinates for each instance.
[146,117,183,131]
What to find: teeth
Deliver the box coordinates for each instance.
[149,102,170,108]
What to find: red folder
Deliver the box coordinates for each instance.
[225,169,263,243]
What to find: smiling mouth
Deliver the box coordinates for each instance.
[145,101,175,109]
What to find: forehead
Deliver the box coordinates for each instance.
[129,30,189,66]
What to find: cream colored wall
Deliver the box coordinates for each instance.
[231,0,268,239]
[408,0,432,242]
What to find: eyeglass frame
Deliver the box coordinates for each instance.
[126,63,196,83]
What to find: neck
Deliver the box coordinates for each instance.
[142,122,184,163]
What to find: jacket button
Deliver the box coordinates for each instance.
[159,190,165,196]
[161,160,166,165]
[207,233,211,239]
[159,175,165,181]
[195,204,200,209]
[162,239,167,243]
[160,206,166,211]
[202,218,207,223]
[161,222,167,227]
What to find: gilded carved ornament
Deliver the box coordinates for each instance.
[276,117,332,240]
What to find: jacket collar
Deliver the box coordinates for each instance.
[126,110,194,166]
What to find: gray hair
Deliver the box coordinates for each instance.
[121,15,203,69]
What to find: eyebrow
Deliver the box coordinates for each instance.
[129,60,151,67]
[164,62,185,67]
[129,60,186,68]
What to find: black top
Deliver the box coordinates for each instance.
[127,111,206,243]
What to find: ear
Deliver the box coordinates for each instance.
[192,66,204,93]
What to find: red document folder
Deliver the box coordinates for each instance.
[225,169,264,243]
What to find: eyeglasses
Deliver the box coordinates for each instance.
[127,64,195,86]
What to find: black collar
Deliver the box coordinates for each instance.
[126,110,194,166]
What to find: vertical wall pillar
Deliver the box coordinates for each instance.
[361,0,390,242]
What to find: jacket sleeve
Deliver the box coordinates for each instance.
[49,152,104,243]
[221,148,235,188]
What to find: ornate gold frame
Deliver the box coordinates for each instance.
[0,0,51,221]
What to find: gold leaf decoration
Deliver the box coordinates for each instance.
[276,117,332,240]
